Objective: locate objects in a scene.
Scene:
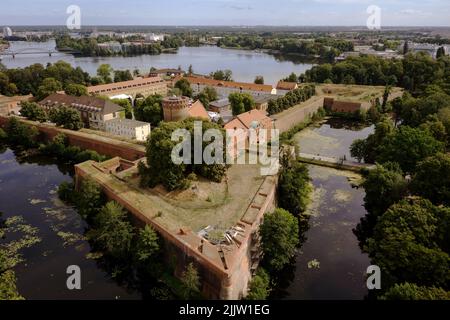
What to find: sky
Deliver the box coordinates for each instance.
[0,0,449,26]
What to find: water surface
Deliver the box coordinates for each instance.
[0,147,140,299]
[1,41,314,85]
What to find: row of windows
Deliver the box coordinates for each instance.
[92,82,166,94]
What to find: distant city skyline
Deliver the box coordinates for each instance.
[0,0,449,27]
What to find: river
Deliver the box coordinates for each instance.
[0,147,140,299]
[273,119,374,300]
[0,40,314,86]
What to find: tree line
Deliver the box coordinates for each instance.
[55,34,182,57]
[217,35,354,62]
[303,53,450,96]
[349,74,450,299]
[267,85,316,115]
[0,60,143,100]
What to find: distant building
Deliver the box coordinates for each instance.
[97,41,123,53]
[209,99,231,113]
[87,76,168,99]
[145,33,165,42]
[0,95,33,116]
[253,95,273,113]
[105,118,151,142]
[162,96,209,122]
[176,76,277,98]
[276,81,298,92]
[407,42,449,59]
[336,48,402,61]
[39,93,123,130]
[323,97,370,113]
[149,68,185,78]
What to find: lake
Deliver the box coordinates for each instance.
[0,40,314,86]
[0,147,140,299]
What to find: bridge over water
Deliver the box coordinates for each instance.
[298,152,375,172]
[0,47,79,59]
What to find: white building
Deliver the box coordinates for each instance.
[97,41,123,53]
[145,33,165,42]
[105,118,151,142]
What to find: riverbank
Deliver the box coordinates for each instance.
[1,42,314,85]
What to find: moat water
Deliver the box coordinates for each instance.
[1,119,374,299]
[0,147,140,299]
[1,40,314,86]
[273,119,374,300]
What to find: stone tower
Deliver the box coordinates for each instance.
[162,96,190,122]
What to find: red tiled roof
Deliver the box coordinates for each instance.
[87,76,165,94]
[184,76,274,93]
[224,109,272,130]
[276,81,298,90]
[188,100,209,120]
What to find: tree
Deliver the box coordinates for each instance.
[0,128,6,141]
[134,94,163,126]
[411,153,450,206]
[210,69,232,81]
[180,262,201,299]
[0,71,18,96]
[114,70,133,83]
[254,76,264,84]
[284,72,298,83]
[188,64,194,75]
[89,201,134,259]
[350,139,366,163]
[134,225,160,263]
[356,163,408,244]
[97,64,113,84]
[174,78,193,97]
[49,106,84,130]
[246,268,271,300]
[278,162,312,215]
[381,283,450,300]
[4,117,39,148]
[133,69,141,77]
[36,77,62,100]
[365,197,450,289]
[19,101,47,122]
[64,83,87,96]
[382,85,392,111]
[229,92,255,116]
[196,86,218,109]
[112,98,133,119]
[377,126,445,173]
[403,41,409,55]
[436,46,446,59]
[356,118,394,163]
[76,178,106,220]
[140,119,227,191]
[260,208,299,272]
